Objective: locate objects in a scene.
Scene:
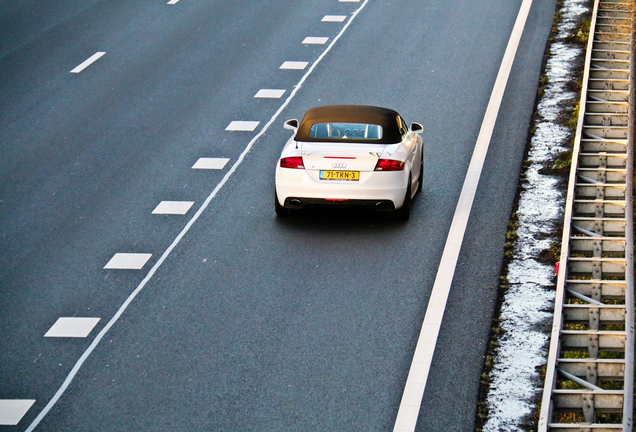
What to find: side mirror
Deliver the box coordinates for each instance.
[410,122,423,134]
[284,119,299,132]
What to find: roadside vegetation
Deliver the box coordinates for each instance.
[477,0,636,429]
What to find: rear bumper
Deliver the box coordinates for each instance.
[282,196,397,211]
[275,167,408,209]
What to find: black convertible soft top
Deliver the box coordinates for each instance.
[295,105,403,144]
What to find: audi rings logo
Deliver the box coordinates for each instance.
[331,163,347,168]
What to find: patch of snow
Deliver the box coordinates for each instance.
[482,0,590,430]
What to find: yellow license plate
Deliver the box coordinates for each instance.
[320,170,359,181]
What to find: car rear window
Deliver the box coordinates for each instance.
[309,123,383,140]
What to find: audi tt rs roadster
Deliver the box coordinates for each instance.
[275,105,424,220]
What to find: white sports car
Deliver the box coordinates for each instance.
[275,105,424,220]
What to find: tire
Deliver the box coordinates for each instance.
[392,181,411,221]
[275,192,294,216]
[417,154,424,193]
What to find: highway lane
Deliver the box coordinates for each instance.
[0,1,356,427]
[0,0,556,430]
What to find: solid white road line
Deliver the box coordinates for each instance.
[24,1,371,430]
[70,52,106,73]
[393,0,534,431]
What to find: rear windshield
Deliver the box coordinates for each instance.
[309,123,383,140]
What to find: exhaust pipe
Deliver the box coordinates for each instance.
[376,202,388,210]
[290,199,302,208]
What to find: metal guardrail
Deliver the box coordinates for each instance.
[538,0,634,430]
[538,0,636,432]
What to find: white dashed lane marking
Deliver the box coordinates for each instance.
[254,89,286,98]
[191,157,230,169]
[280,61,308,70]
[321,15,347,22]
[44,318,101,338]
[167,0,179,4]
[70,52,106,73]
[225,121,260,131]
[104,253,152,270]
[0,400,36,426]
[302,37,329,45]
[152,201,194,215]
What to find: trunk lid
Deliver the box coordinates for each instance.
[298,142,393,172]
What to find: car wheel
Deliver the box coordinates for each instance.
[275,192,293,216]
[392,181,411,221]
[417,154,424,193]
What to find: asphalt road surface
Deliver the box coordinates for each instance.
[0,0,556,430]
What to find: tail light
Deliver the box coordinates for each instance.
[280,156,305,169]
[374,159,404,171]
